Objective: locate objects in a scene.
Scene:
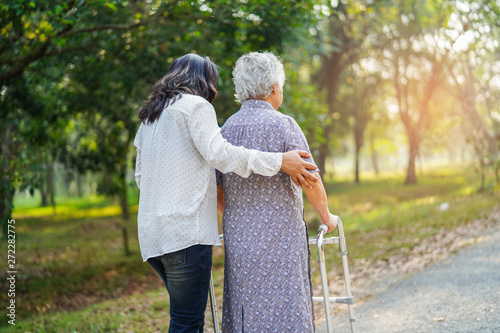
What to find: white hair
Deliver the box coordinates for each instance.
[232,51,286,103]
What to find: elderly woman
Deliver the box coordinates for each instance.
[216,52,337,332]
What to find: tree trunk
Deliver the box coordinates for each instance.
[316,47,349,179]
[417,154,423,177]
[104,171,113,199]
[354,142,361,184]
[406,137,418,185]
[317,78,342,178]
[46,159,56,208]
[369,138,379,175]
[76,172,83,198]
[118,162,130,256]
[62,168,72,196]
[1,189,14,239]
[40,177,48,207]
[479,157,485,191]
[464,56,496,156]
[397,59,441,185]
[316,80,337,180]
[353,109,366,184]
[1,124,15,238]
[316,142,329,180]
[495,164,499,186]
[455,56,497,189]
[118,184,129,221]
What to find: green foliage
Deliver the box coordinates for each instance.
[280,50,329,153]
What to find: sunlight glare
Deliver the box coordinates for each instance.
[454,30,475,52]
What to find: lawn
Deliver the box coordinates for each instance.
[1,167,498,332]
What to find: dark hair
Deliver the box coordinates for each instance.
[138,53,219,124]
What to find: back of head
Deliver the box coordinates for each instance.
[138,53,219,124]
[232,51,285,103]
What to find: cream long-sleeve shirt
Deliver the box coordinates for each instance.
[134,94,282,261]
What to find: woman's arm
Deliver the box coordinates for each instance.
[134,148,141,189]
[186,99,318,188]
[281,116,335,231]
[217,185,225,214]
[302,174,337,233]
[133,123,143,189]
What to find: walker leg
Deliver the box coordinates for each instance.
[209,272,220,333]
[317,225,334,333]
[335,217,356,333]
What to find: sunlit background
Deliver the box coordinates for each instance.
[1,0,499,331]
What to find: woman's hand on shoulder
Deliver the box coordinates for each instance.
[281,150,319,189]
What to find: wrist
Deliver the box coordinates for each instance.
[319,211,331,224]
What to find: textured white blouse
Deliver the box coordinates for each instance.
[134,94,282,261]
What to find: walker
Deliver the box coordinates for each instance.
[208,215,356,332]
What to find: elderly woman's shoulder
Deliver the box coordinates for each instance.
[247,108,301,131]
[271,111,301,128]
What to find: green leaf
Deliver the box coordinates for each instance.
[55,5,61,16]
[107,3,117,11]
[61,19,75,25]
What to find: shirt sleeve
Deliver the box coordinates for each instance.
[285,117,319,173]
[186,99,282,177]
[133,123,143,189]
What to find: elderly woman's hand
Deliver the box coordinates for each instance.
[281,150,319,189]
[322,213,338,233]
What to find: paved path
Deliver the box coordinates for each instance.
[317,226,500,333]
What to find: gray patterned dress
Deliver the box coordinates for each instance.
[216,100,318,333]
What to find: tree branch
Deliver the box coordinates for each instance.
[44,44,95,58]
[58,20,146,38]
[0,4,170,82]
[58,4,169,38]
[0,40,51,82]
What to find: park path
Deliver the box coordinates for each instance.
[316,217,500,333]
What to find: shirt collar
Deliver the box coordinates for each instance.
[241,99,275,111]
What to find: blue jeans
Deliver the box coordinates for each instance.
[147,245,213,333]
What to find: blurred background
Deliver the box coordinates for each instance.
[1,0,499,331]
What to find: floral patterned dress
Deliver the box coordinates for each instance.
[216,100,318,333]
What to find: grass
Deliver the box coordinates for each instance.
[304,168,498,260]
[0,194,153,332]
[12,191,139,220]
[1,167,498,332]
[6,288,172,332]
